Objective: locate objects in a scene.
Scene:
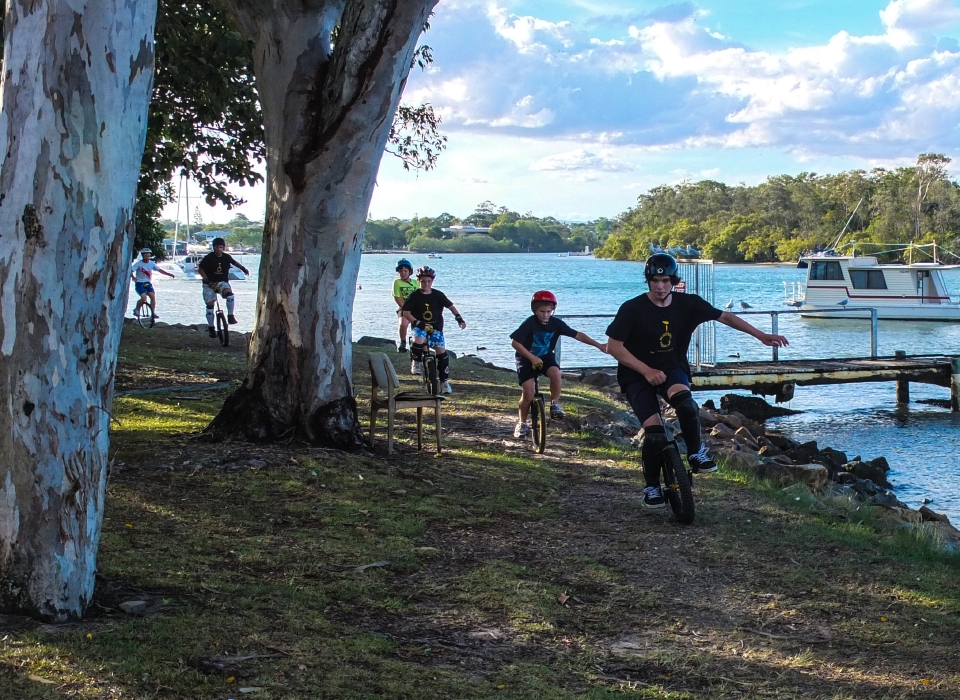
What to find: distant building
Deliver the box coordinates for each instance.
[199,230,231,241]
[442,224,491,236]
[163,239,188,256]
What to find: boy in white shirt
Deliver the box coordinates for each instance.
[131,248,175,321]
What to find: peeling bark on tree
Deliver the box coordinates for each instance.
[206,0,437,446]
[0,1,156,620]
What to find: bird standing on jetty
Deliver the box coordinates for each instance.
[724,299,734,310]
[739,300,752,310]
[837,299,849,307]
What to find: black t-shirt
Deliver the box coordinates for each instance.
[510,315,577,359]
[198,252,241,284]
[402,289,453,331]
[606,292,722,388]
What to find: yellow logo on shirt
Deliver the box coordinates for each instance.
[659,321,672,349]
[422,303,434,322]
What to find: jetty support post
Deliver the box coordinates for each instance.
[771,312,780,362]
[870,308,878,358]
[895,350,909,404]
[952,357,960,412]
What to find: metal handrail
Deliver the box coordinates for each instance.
[734,307,879,360]
[556,307,880,367]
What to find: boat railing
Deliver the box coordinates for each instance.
[782,280,805,304]
[734,307,879,360]
[555,306,880,369]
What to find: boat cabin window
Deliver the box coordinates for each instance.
[849,270,887,290]
[809,261,844,281]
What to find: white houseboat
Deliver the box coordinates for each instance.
[785,245,960,321]
[178,254,247,281]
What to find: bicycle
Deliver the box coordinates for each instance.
[528,375,547,454]
[659,435,695,524]
[212,294,229,347]
[134,299,155,329]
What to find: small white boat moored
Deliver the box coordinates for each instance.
[179,254,246,281]
[785,244,960,321]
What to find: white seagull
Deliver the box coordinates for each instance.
[724,299,734,310]
[837,299,849,307]
[739,300,753,310]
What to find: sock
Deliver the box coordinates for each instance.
[205,307,215,327]
[226,295,235,315]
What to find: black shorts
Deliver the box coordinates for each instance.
[516,352,559,386]
[624,368,691,423]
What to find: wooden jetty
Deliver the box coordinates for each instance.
[574,355,960,410]
[690,354,960,410]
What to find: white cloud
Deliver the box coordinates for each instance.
[404,0,960,161]
[881,0,960,32]
[532,148,636,173]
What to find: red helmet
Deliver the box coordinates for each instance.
[531,290,557,312]
[416,266,436,279]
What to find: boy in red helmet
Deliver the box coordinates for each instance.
[510,291,607,438]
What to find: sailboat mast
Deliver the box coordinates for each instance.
[172,176,183,256]
[184,179,191,244]
[830,198,864,251]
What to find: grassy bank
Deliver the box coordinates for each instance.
[2,323,959,699]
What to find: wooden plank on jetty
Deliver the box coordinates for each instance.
[689,355,953,392]
[570,355,959,410]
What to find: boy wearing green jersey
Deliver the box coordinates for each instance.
[392,259,418,352]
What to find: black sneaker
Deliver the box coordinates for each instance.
[641,486,666,509]
[227,314,238,325]
[208,327,217,338]
[688,445,718,473]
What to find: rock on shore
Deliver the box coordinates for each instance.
[565,377,960,553]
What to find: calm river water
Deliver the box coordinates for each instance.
[131,253,960,521]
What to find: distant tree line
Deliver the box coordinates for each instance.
[159,213,264,252]
[595,154,960,263]
[364,200,612,253]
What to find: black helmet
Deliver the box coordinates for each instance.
[644,253,680,284]
[212,237,226,248]
[396,258,413,273]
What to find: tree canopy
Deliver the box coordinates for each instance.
[595,154,960,263]
[365,202,612,254]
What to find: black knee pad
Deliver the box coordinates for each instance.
[642,424,668,457]
[667,390,698,420]
[410,344,424,360]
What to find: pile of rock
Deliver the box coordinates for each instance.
[695,401,960,553]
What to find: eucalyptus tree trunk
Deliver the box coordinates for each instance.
[207,0,436,446]
[0,1,155,619]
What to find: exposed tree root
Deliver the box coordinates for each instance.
[204,382,366,450]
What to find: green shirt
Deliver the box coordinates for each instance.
[393,278,418,302]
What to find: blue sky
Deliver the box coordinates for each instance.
[183,0,960,225]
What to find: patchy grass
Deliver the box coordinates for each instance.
[2,325,959,699]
